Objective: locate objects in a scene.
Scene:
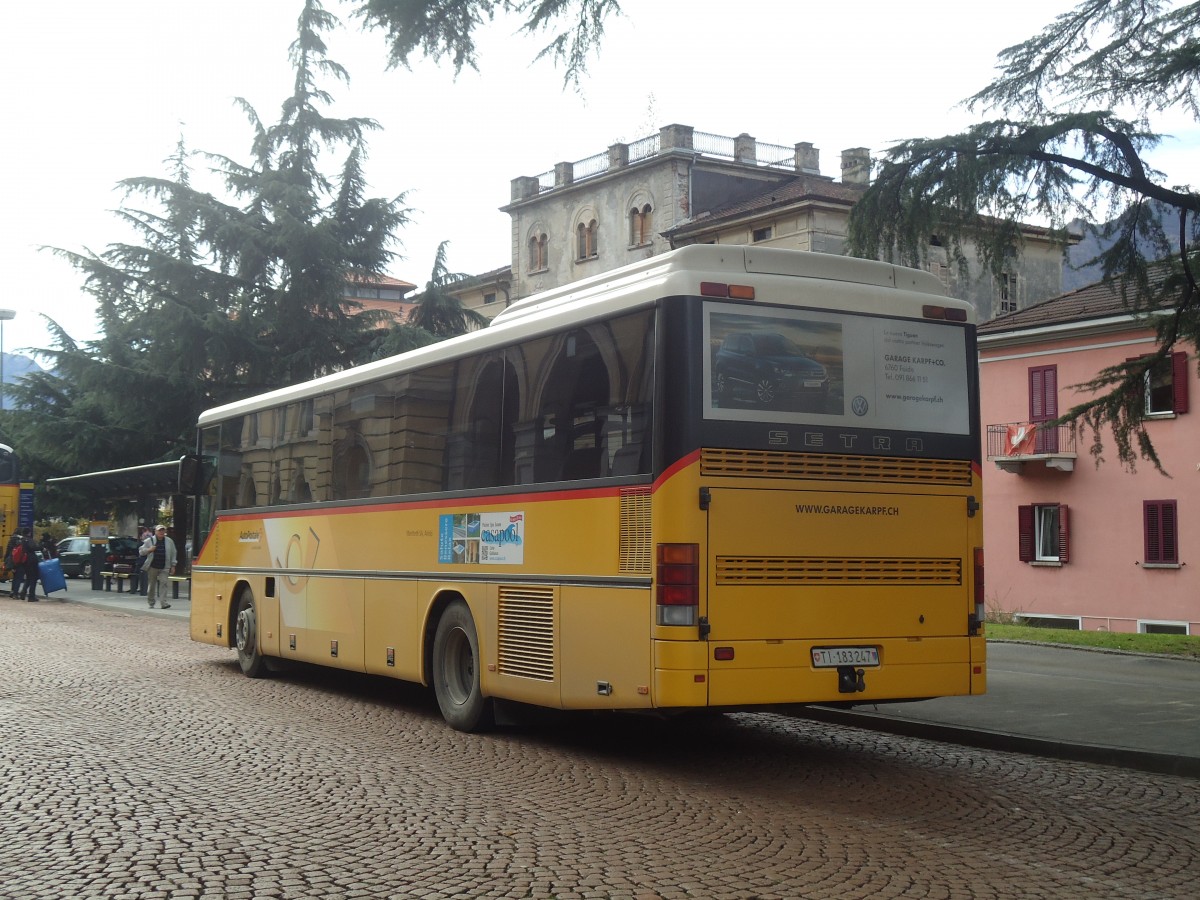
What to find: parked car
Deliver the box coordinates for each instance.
[713,330,829,407]
[56,536,141,579]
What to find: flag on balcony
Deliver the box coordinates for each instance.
[1006,423,1037,455]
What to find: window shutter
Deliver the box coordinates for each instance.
[1163,502,1179,563]
[1144,501,1160,562]
[1057,504,1070,564]
[1029,366,1057,421]
[1172,351,1189,414]
[1018,505,1034,562]
[1144,500,1179,564]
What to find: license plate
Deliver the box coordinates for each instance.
[811,646,880,668]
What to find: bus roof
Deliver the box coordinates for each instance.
[198,246,966,426]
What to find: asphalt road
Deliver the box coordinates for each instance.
[1,597,1197,898]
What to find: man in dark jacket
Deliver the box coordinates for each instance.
[17,528,41,602]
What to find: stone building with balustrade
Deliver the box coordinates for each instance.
[476,123,1071,322]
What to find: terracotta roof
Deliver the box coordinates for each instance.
[666,176,864,236]
[345,274,417,292]
[978,264,1175,334]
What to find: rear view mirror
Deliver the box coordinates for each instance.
[178,454,207,495]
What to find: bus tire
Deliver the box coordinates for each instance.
[234,588,269,678]
[432,600,493,732]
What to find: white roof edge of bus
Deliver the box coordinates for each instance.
[197,246,965,426]
[490,245,951,326]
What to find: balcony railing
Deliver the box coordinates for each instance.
[529,129,802,195]
[986,422,1078,473]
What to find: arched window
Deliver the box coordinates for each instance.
[527,232,547,272]
[576,219,598,260]
[629,203,653,246]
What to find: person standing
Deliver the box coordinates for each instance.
[5,530,23,599]
[18,528,41,602]
[142,525,177,609]
[133,526,151,595]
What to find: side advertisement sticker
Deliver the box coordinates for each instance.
[438,512,525,565]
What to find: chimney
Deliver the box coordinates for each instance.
[841,147,871,185]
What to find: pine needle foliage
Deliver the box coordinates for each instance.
[407,241,490,337]
[351,0,621,87]
[2,0,410,511]
[847,0,1200,471]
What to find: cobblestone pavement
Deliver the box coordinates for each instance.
[1,601,1197,900]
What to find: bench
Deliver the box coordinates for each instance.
[100,571,133,593]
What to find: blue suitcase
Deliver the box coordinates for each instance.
[39,557,67,594]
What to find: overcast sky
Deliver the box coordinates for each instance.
[3,0,1196,359]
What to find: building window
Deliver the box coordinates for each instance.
[483,292,497,305]
[1014,614,1081,630]
[927,260,951,289]
[576,220,598,260]
[1018,503,1070,563]
[1143,500,1179,565]
[1140,351,1189,415]
[1028,364,1059,453]
[1139,620,1189,635]
[629,203,653,246]
[998,272,1018,314]
[528,233,547,272]
[752,226,773,243]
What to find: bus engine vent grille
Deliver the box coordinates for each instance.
[498,586,556,681]
[701,449,972,485]
[716,556,963,585]
[619,487,652,575]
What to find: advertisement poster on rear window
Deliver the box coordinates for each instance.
[704,302,970,436]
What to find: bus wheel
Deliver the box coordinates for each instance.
[432,600,493,732]
[234,589,268,678]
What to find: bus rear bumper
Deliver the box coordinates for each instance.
[654,636,986,709]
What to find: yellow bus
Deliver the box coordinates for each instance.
[184,246,986,731]
[0,444,23,582]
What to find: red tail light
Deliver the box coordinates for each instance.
[657,543,699,626]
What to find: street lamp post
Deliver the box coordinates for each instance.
[0,310,15,410]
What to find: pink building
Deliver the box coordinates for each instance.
[978,278,1197,635]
